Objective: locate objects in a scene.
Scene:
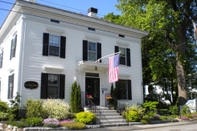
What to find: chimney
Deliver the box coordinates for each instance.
[88,7,98,18]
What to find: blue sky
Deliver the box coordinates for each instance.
[0,0,120,27]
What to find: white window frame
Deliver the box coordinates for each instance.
[49,34,60,57]
[88,41,97,61]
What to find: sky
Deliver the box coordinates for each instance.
[0,0,121,27]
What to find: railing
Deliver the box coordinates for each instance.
[112,97,126,114]
[86,98,101,124]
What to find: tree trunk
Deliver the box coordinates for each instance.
[176,52,187,106]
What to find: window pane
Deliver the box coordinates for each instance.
[120,56,126,65]
[88,42,96,51]
[49,46,59,56]
[88,52,97,61]
[49,35,60,47]
[48,86,58,98]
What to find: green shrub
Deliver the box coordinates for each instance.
[180,105,191,115]
[70,81,82,113]
[24,117,43,127]
[75,112,96,124]
[159,115,168,120]
[124,110,138,122]
[140,118,150,124]
[62,122,86,129]
[25,99,46,118]
[42,99,70,120]
[0,112,13,121]
[0,101,9,112]
[9,92,21,120]
[169,105,179,115]
[122,104,145,122]
[142,101,158,113]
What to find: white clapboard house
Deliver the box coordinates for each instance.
[0,0,148,107]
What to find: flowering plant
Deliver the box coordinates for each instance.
[59,119,74,125]
[86,94,93,99]
[43,118,60,127]
[105,95,112,100]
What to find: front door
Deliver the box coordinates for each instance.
[85,76,100,105]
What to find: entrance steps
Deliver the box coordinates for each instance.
[86,106,129,127]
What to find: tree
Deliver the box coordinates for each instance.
[70,81,82,113]
[105,0,197,106]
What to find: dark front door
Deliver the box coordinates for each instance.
[86,77,100,105]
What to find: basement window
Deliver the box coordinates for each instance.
[50,19,60,23]
[88,27,95,31]
[119,34,125,38]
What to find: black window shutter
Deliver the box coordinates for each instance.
[127,80,132,100]
[115,81,121,99]
[41,73,48,99]
[8,75,11,98]
[115,46,119,53]
[60,36,66,58]
[10,39,13,60]
[43,33,49,56]
[126,48,131,66]
[83,40,88,61]
[97,43,102,63]
[13,35,17,58]
[59,74,65,99]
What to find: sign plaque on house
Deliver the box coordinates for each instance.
[24,81,39,89]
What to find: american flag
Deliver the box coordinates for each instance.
[108,54,119,83]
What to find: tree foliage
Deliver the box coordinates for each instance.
[104,0,197,105]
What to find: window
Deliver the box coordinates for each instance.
[10,35,17,60]
[83,40,102,62]
[119,47,126,65]
[49,34,60,56]
[8,74,14,99]
[88,42,97,61]
[115,46,130,66]
[0,51,3,68]
[41,73,65,99]
[43,33,66,58]
[115,79,132,100]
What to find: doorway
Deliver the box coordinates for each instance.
[85,74,100,105]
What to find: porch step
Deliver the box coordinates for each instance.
[87,106,128,127]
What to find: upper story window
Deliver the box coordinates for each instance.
[83,40,102,62]
[41,73,65,99]
[88,42,97,61]
[43,33,66,58]
[0,51,3,68]
[8,74,14,99]
[10,35,17,60]
[49,34,60,56]
[119,47,126,65]
[115,46,130,66]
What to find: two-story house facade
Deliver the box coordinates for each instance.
[0,0,148,107]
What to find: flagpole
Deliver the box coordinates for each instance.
[95,51,121,63]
